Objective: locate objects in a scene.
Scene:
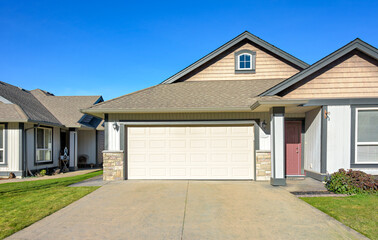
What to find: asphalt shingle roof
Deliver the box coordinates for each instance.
[31,89,102,128]
[86,79,284,112]
[0,82,61,125]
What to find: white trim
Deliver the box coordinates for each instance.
[120,120,256,126]
[0,124,4,164]
[35,127,53,163]
[237,53,253,70]
[355,107,378,164]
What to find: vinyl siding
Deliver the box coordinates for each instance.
[27,126,60,171]
[304,108,321,173]
[284,52,378,99]
[0,122,21,172]
[183,42,300,82]
[77,130,96,165]
[326,105,351,173]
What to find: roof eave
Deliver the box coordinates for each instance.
[82,107,253,114]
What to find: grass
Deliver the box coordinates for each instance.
[0,170,103,239]
[300,194,378,240]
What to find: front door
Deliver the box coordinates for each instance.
[285,121,302,176]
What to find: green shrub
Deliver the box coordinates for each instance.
[325,169,377,194]
[39,170,47,176]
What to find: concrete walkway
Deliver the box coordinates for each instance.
[0,169,101,184]
[7,181,365,240]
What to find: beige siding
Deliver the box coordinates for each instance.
[0,122,21,172]
[284,52,378,99]
[184,42,300,81]
[77,130,96,165]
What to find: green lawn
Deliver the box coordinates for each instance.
[300,194,378,240]
[0,170,103,239]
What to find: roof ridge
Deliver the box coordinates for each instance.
[87,85,159,109]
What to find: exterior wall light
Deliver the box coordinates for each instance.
[112,122,119,131]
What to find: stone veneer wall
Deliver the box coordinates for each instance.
[103,151,124,181]
[256,151,271,181]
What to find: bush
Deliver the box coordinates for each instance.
[39,169,47,176]
[325,169,377,194]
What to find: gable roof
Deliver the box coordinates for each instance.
[0,81,61,125]
[260,38,378,96]
[161,31,309,84]
[83,79,284,116]
[31,89,103,128]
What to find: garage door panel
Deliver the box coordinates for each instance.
[127,126,254,180]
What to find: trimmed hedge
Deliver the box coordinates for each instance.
[325,169,377,194]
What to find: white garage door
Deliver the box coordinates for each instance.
[127,125,254,180]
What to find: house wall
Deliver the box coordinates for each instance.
[97,130,104,165]
[27,125,60,171]
[106,112,304,151]
[304,108,322,173]
[0,122,22,175]
[181,42,300,82]
[283,51,378,99]
[77,130,96,165]
[326,105,351,173]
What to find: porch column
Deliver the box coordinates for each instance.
[69,129,78,170]
[270,107,286,186]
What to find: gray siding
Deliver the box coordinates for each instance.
[27,126,60,171]
[77,130,96,165]
[326,105,351,173]
[0,122,21,172]
[304,108,322,173]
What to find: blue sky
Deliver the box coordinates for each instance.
[0,0,377,100]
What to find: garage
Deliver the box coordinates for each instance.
[127,125,254,180]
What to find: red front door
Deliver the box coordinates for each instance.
[285,121,302,176]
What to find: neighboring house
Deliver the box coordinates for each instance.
[83,31,378,185]
[0,81,104,178]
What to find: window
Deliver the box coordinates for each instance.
[238,54,252,69]
[355,109,378,163]
[234,50,256,73]
[0,125,4,164]
[36,127,52,162]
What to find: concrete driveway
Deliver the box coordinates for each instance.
[8,181,365,240]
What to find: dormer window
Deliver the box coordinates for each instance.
[235,50,256,73]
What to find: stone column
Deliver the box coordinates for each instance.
[270,107,286,186]
[103,150,125,181]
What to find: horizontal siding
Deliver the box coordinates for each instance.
[184,42,299,81]
[284,53,378,99]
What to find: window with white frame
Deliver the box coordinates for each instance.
[36,127,52,162]
[238,53,252,70]
[356,108,378,163]
[0,125,4,164]
[234,50,256,73]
